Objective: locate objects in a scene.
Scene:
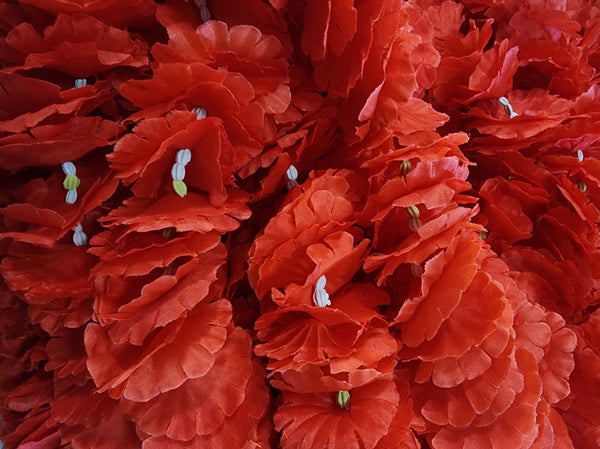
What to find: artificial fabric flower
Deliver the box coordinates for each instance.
[2,1,600,448]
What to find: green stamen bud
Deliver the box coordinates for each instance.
[336,391,350,410]
[173,180,188,197]
[63,174,80,190]
[577,180,587,192]
[400,160,412,177]
[407,205,420,219]
[479,230,489,239]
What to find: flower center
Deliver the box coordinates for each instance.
[336,391,350,410]
[72,223,88,246]
[312,275,331,307]
[62,162,80,204]
[172,149,192,197]
[191,106,207,120]
[286,165,298,190]
[498,96,518,118]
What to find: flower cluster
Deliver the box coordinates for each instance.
[1,0,599,448]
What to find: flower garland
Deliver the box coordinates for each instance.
[1,0,599,448]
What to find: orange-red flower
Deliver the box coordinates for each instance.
[248,169,368,306]
[0,157,119,247]
[120,328,263,444]
[85,298,232,401]
[90,234,227,345]
[274,378,408,449]
[110,112,238,204]
[255,283,394,383]
[562,309,600,448]
[2,1,600,448]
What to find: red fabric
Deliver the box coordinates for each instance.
[2,1,599,448]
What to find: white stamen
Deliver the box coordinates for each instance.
[62,161,79,204]
[286,165,298,181]
[577,150,584,162]
[313,275,331,307]
[171,149,192,196]
[191,106,207,120]
[176,148,192,166]
[73,223,88,246]
[316,275,326,290]
[286,165,298,190]
[74,78,87,89]
[194,0,207,7]
[200,5,211,21]
[498,96,518,118]
[62,162,76,175]
[65,190,78,204]
[171,163,186,182]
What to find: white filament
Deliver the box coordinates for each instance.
[498,96,518,118]
[313,275,331,307]
[171,149,192,182]
[65,190,78,204]
[62,162,78,204]
[73,223,88,246]
[191,106,207,120]
[74,79,87,88]
[176,148,192,165]
[577,150,584,162]
[286,165,298,190]
[62,162,76,175]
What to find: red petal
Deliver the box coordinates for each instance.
[274,379,401,449]
[121,328,253,440]
[85,299,231,401]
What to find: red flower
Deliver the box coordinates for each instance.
[364,207,482,285]
[2,1,600,448]
[120,328,260,443]
[85,298,231,401]
[16,0,158,28]
[467,89,575,141]
[255,283,394,385]
[90,237,227,345]
[562,309,600,448]
[0,116,123,171]
[476,177,549,252]
[1,242,96,334]
[431,32,519,107]
[1,157,118,248]
[396,241,508,363]
[99,191,251,235]
[110,112,236,204]
[359,154,473,254]
[430,349,541,449]
[300,0,357,63]
[141,358,271,449]
[2,13,148,76]
[248,169,368,306]
[274,378,406,449]
[52,381,142,449]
